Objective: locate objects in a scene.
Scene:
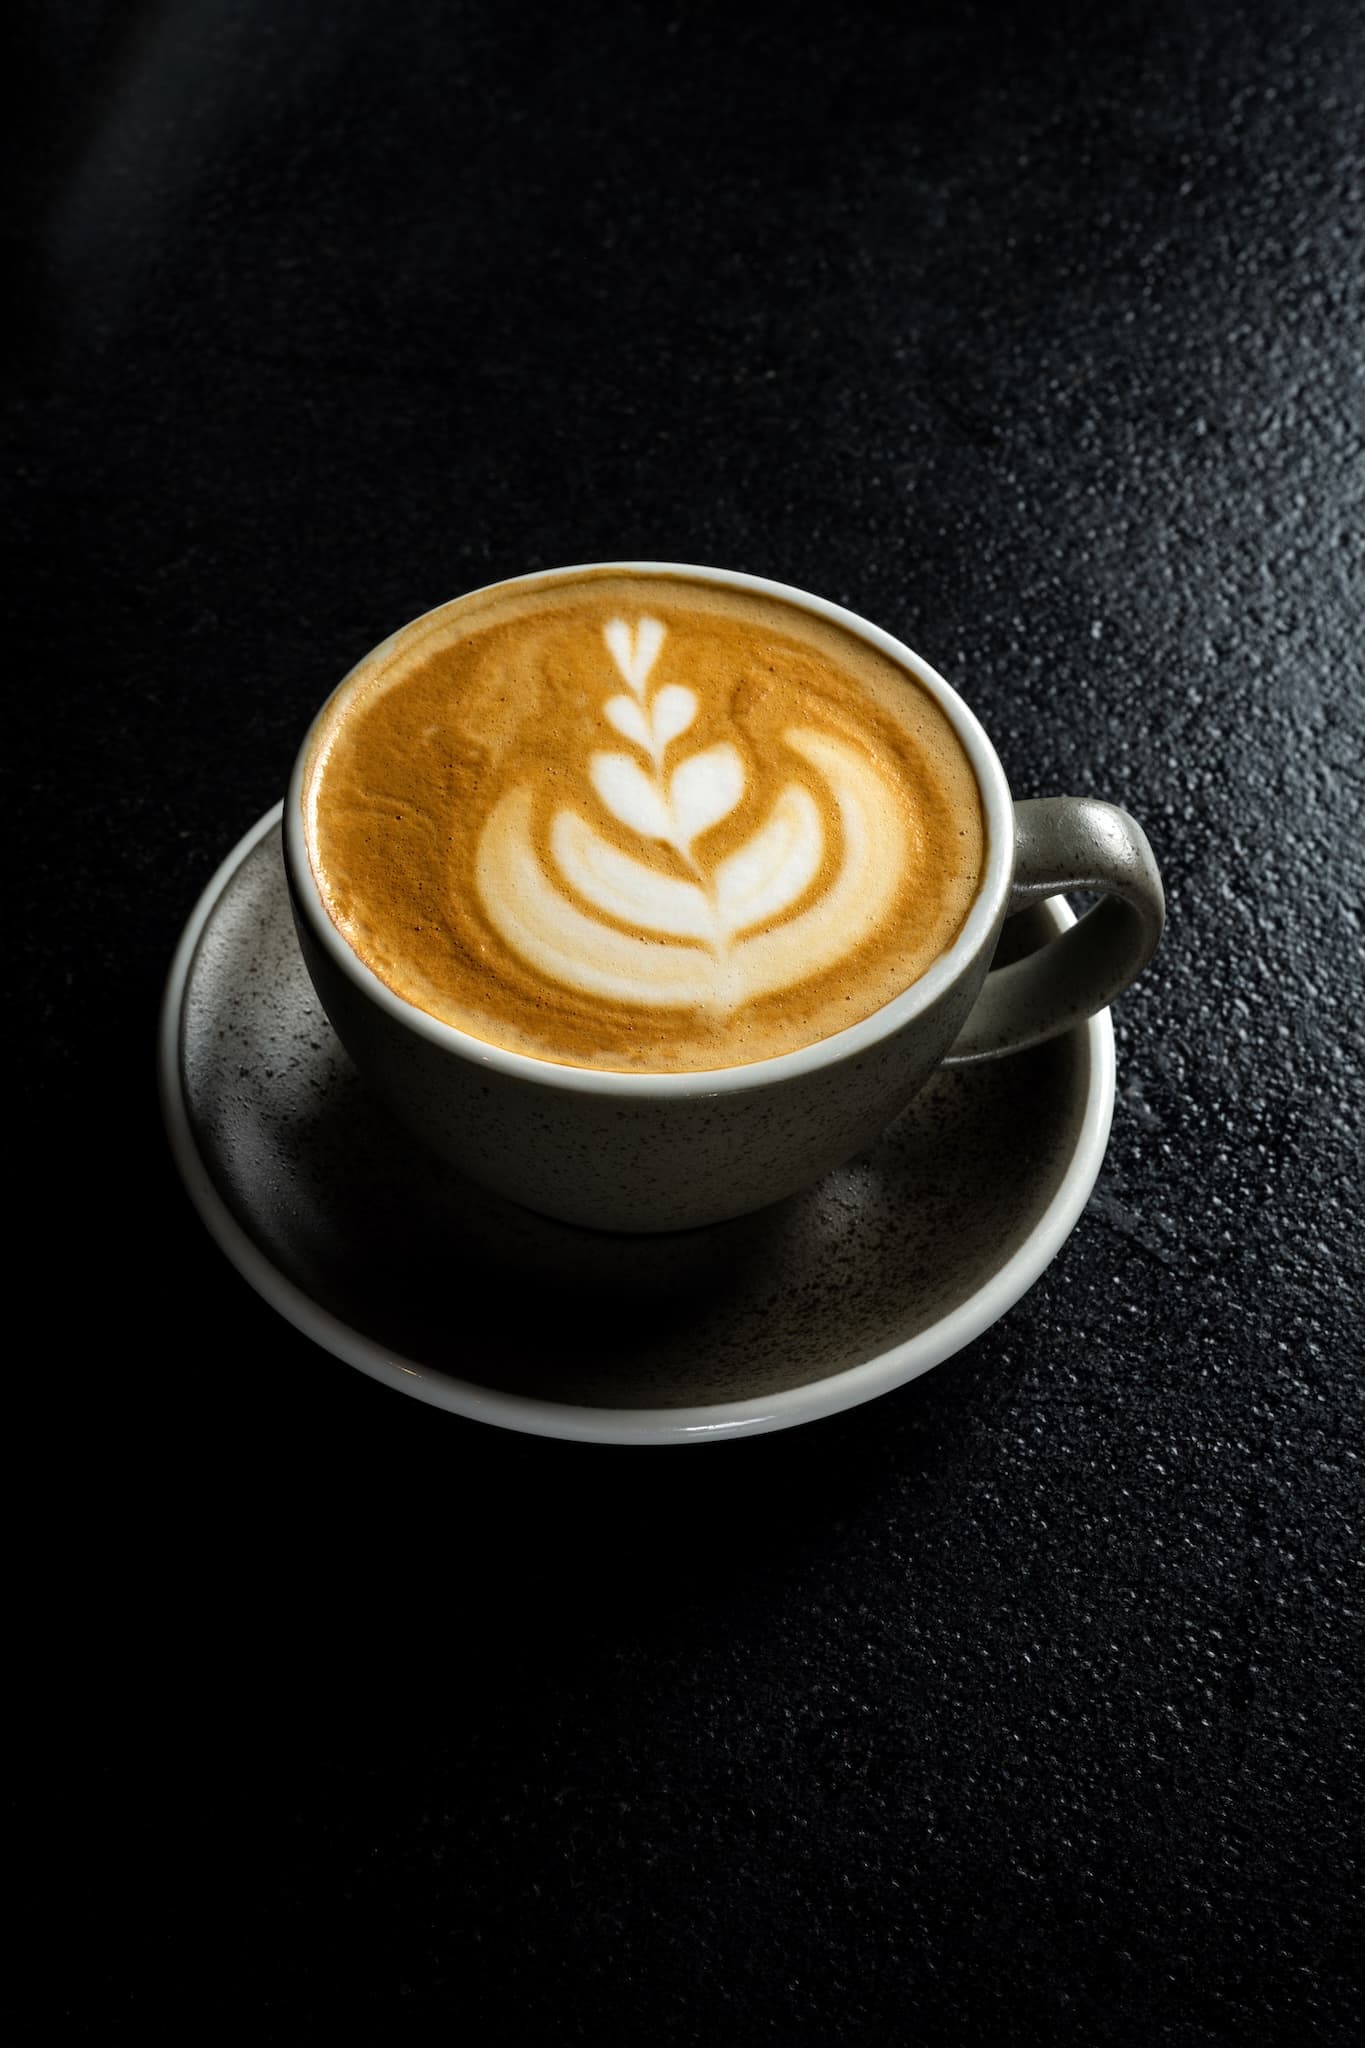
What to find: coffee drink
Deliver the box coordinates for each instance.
[285,565,1163,1230]
[301,569,986,1073]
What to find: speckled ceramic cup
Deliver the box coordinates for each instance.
[283,563,1163,1232]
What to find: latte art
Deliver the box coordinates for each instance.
[304,571,985,1071]
[476,616,911,1015]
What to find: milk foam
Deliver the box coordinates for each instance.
[304,571,986,1072]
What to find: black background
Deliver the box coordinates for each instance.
[8,0,1362,2039]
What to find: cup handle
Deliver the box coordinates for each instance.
[944,797,1165,1064]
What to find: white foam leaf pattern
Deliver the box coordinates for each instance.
[471,612,915,1018]
[714,783,822,935]
[553,784,821,944]
[650,685,697,751]
[478,789,716,1006]
[474,727,909,1011]
[552,812,713,938]
[729,729,904,1001]
[603,694,652,750]
[604,616,665,696]
[590,753,673,840]
[669,744,744,845]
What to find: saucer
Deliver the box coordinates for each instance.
[159,806,1115,1444]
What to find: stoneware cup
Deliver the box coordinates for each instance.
[283,562,1164,1233]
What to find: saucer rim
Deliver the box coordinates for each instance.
[158,803,1116,1446]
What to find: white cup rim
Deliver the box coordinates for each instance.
[284,561,1016,1099]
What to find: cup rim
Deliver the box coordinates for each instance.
[284,560,1016,1098]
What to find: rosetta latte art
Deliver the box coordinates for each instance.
[305,570,986,1069]
[474,617,912,1012]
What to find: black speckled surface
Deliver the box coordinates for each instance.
[9,0,1362,2039]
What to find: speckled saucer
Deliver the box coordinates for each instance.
[159,806,1115,1444]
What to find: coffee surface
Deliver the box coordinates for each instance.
[303,571,986,1071]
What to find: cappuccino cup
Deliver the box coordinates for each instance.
[284,562,1163,1232]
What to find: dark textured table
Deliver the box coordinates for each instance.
[10,1,1362,2038]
